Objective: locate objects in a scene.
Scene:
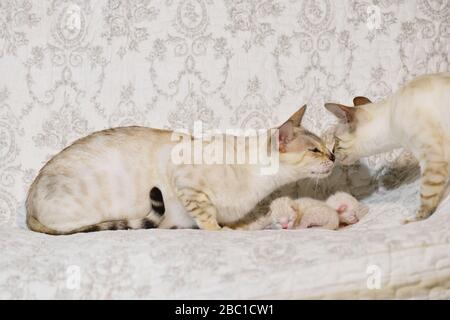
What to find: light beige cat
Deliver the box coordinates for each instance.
[26,106,336,234]
[325,73,450,221]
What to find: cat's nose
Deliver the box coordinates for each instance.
[281,223,289,229]
[329,153,335,162]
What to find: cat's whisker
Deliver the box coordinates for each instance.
[313,177,320,196]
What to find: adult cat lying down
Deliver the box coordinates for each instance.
[26,105,336,234]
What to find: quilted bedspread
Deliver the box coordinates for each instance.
[1,178,449,299]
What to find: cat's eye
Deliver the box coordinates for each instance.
[309,148,321,153]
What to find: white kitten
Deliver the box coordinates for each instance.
[326,192,369,225]
[268,197,339,230]
[266,192,368,230]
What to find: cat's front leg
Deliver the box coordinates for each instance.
[176,187,222,231]
[412,159,449,221]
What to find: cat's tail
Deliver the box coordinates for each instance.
[27,187,166,235]
[27,213,163,235]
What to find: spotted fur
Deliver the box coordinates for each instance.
[27,106,335,234]
[27,187,164,235]
[325,73,450,221]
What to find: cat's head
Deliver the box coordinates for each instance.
[324,96,373,165]
[276,105,335,178]
[267,197,297,230]
[326,192,368,225]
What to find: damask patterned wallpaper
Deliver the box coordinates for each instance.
[0,0,448,227]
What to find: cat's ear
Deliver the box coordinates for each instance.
[353,96,372,106]
[276,105,306,152]
[287,105,307,127]
[277,121,294,153]
[325,103,356,123]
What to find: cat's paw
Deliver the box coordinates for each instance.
[415,208,433,220]
[404,215,425,224]
[198,221,222,231]
[404,207,434,224]
[403,217,417,224]
[404,209,433,224]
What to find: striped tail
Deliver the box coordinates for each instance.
[27,187,166,235]
[150,186,165,215]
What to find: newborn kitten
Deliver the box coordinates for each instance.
[326,192,369,225]
[268,197,339,230]
[267,192,368,230]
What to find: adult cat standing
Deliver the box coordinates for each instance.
[325,73,450,221]
[26,106,336,234]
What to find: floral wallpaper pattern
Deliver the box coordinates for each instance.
[0,0,449,227]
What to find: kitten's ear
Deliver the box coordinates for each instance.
[287,105,307,127]
[353,96,372,106]
[337,204,348,214]
[325,103,356,123]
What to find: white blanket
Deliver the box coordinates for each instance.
[1,180,449,299]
